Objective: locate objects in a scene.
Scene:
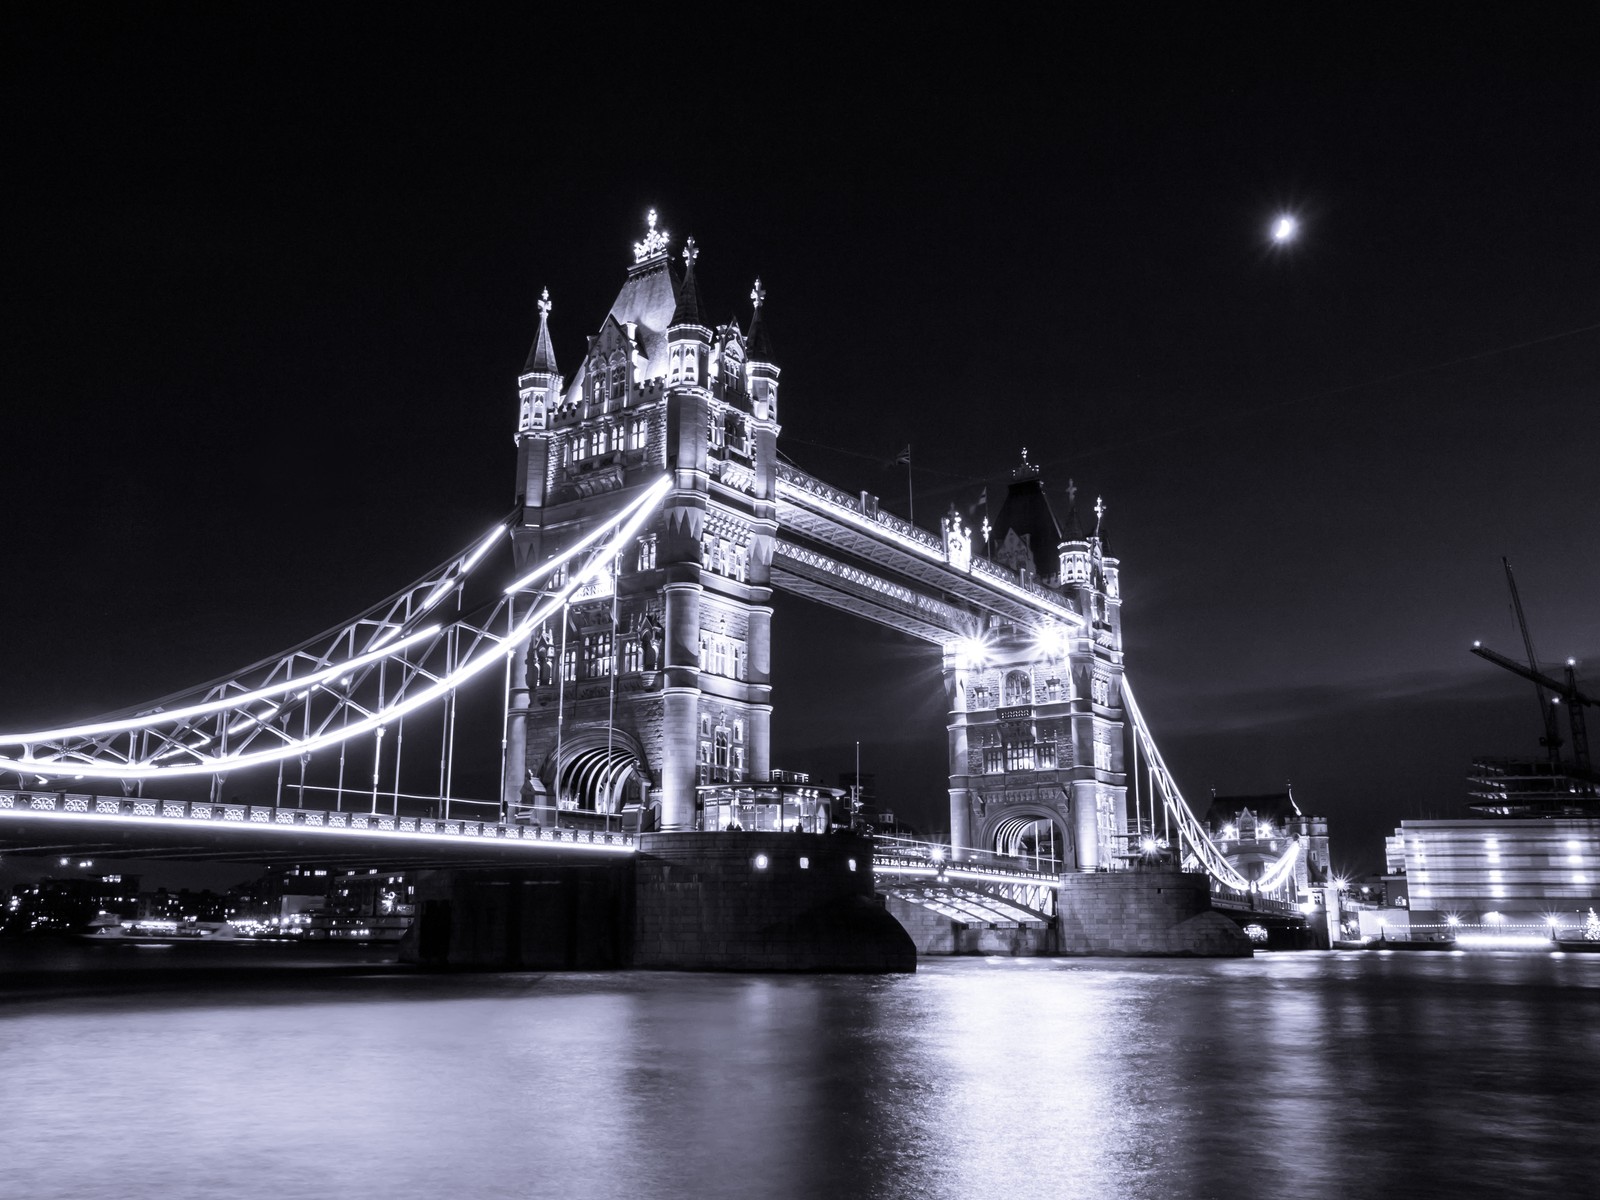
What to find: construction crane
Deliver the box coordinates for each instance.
[1471,558,1594,774]
[1502,558,1563,763]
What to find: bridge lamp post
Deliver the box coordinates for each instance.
[1032,626,1071,662]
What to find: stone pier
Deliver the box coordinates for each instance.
[1054,868,1252,956]
[400,831,915,972]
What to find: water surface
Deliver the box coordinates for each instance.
[2,944,1596,1199]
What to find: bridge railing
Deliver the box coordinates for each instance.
[872,836,1062,882]
[0,791,635,852]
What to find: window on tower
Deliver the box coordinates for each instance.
[1004,671,1031,707]
[582,632,613,678]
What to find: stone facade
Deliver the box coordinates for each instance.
[506,218,780,833]
[1054,869,1252,957]
[946,460,1127,871]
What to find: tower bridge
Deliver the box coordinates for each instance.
[0,211,1312,966]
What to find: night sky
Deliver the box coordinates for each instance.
[4,8,1597,875]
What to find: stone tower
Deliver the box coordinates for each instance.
[505,212,779,833]
[944,455,1127,870]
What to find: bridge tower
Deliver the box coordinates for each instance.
[506,212,779,833]
[946,456,1127,870]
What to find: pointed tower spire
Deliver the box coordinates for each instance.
[744,277,781,421]
[517,286,562,438]
[522,287,558,375]
[1061,477,1086,541]
[746,277,774,361]
[666,237,711,390]
[671,238,704,327]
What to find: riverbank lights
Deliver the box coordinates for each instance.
[753,854,769,871]
[1446,914,1460,926]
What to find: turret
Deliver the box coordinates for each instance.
[666,238,711,388]
[517,287,561,435]
[1057,478,1092,587]
[744,278,781,422]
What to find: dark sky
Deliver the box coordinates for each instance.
[3,7,1597,875]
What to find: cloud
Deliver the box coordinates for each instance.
[1140,668,1493,736]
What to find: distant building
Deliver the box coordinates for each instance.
[1381,753,1600,932]
[1467,757,1599,818]
[1389,819,1599,925]
[3,872,139,934]
[1203,789,1331,901]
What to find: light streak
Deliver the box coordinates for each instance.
[0,626,440,745]
[504,481,666,595]
[1,476,670,779]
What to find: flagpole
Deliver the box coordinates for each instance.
[905,445,914,526]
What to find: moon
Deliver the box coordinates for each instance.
[1271,215,1298,244]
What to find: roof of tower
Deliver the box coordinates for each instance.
[521,287,558,376]
[606,256,680,371]
[747,278,774,361]
[670,237,705,328]
[990,450,1064,578]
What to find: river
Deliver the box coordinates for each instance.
[1,943,1596,1199]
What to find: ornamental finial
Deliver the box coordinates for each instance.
[537,287,552,318]
[1066,478,1077,506]
[1094,495,1106,534]
[633,208,671,262]
[682,237,698,266]
[751,278,765,309]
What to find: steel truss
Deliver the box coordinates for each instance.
[0,478,671,783]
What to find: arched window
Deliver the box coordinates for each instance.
[1004,670,1031,707]
[609,357,627,408]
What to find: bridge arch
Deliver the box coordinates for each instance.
[985,807,1072,873]
[540,730,651,817]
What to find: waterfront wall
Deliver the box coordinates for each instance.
[633,832,915,972]
[402,860,633,969]
[1055,869,1252,957]
[400,832,916,972]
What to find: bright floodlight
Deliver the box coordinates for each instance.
[1271,215,1298,243]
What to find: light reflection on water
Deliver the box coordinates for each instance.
[1,946,1598,1199]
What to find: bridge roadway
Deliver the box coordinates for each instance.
[0,790,635,870]
[0,791,1060,890]
[4,790,1297,931]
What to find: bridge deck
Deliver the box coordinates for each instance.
[0,791,633,869]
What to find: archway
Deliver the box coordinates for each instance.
[990,812,1068,872]
[540,731,651,820]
